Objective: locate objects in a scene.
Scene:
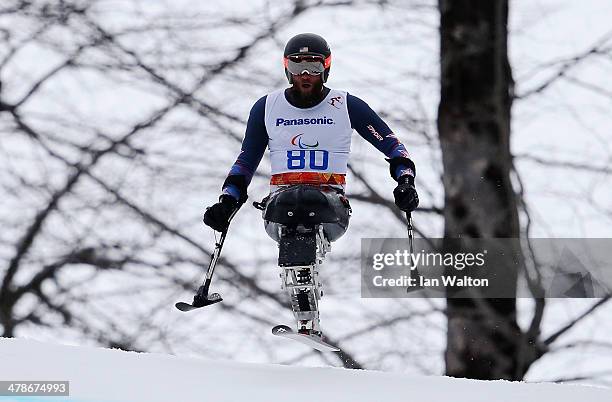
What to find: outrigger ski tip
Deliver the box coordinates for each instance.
[175,293,222,312]
[272,324,340,352]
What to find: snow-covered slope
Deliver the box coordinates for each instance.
[0,338,608,402]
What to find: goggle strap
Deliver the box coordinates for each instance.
[323,55,331,68]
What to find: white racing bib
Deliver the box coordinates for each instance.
[264,88,352,176]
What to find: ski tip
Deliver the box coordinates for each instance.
[175,296,223,312]
[175,302,195,312]
[272,324,292,335]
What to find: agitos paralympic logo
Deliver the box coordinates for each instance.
[291,134,319,149]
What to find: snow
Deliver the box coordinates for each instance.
[0,338,609,402]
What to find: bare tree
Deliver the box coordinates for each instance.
[437,0,612,381]
[1,0,439,370]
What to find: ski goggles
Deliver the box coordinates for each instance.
[284,54,330,76]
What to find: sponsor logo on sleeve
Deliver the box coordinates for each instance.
[367,124,384,141]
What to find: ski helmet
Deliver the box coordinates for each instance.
[283,33,332,84]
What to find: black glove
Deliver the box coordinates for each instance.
[393,175,419,212]
[203,194,239,232]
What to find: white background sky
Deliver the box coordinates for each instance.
[1,0,611,386]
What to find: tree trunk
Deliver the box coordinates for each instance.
[438,0,527,380]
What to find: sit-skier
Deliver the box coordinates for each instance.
[204,33,419,346]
